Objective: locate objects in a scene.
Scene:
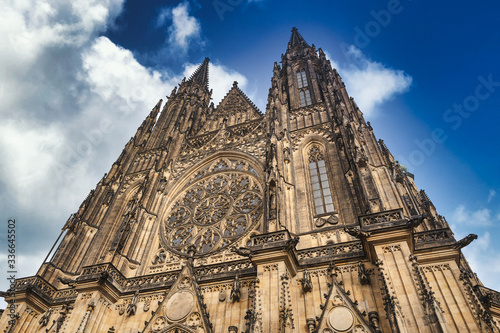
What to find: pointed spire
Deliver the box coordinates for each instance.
[288,27,310,50]
[188,57,210,88]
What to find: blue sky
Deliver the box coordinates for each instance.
[0,0,499,300]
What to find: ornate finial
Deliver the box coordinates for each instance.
[233,81,238,87]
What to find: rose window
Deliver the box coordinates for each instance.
[161,167,263,256]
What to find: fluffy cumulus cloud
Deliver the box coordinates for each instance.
[450,198,500,290]
[326,46,412,116]
[452,205,495,226]
[0,0,247,304]
[157,1,202,53]
[462,232,500,291]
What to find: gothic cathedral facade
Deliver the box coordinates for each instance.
[2,28,499,333]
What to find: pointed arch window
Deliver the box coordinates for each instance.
[299,90,312,107]
[297,70,308,88]
[297,69,312,107]
[309,147,334,215]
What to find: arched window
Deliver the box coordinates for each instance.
[297,70,308,88]
[297,69,312,107]
[299,90,312,107]
[309,147,334,215]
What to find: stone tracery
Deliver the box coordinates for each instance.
[162,159,263,256]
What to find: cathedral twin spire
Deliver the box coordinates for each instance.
[187,57,210,88]
[288,26,310,50]
[187,27,309,93]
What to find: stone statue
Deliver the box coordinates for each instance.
[38,308,52,327]
[301,270,313,293]
[358,261,370,285]
[230,274,241,302]
[126,290,139,316]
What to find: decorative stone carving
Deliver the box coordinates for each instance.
[297,241,364,262]
[126,290,139,316]
[38,308,52,327]
[406,214,425,229]
[344,226,370,239]
[316,214,339,227]
[360,209,404,226]
[231,246,254,258]
[58,277,77,288]
[283,236,299,251]
[454,234,478,249]
[301,269,313,293]
[368,311,382,333]
[151,316,167,332]
[357,261,370,285]
[306,318,316,332]
[230,274,241,302]
[45,303,72,333]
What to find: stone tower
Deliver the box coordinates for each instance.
[2,28,499,333]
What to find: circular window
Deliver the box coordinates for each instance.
[161,165,263,256]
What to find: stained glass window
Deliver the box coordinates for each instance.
[309,147,334,215]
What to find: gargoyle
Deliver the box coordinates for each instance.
[406,214,425,229]
[58,277,77,288]
[283,236,300,252]
[344,226,371,239]
[454,234,478,249]
[231,247,253,258]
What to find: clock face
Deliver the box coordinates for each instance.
[161,159,263,256]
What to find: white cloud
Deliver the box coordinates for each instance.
[452,204,493,227]
[325,46,412,116]
[0,0,248,302]
[81,36,170,109]
[157,1,202,53]
[0,252,47,307]
[488,189,496,203]
[462,232,500,292]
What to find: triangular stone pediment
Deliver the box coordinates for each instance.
[199,82,261,132]
[315,268,376,333]
[142,264,213,333]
